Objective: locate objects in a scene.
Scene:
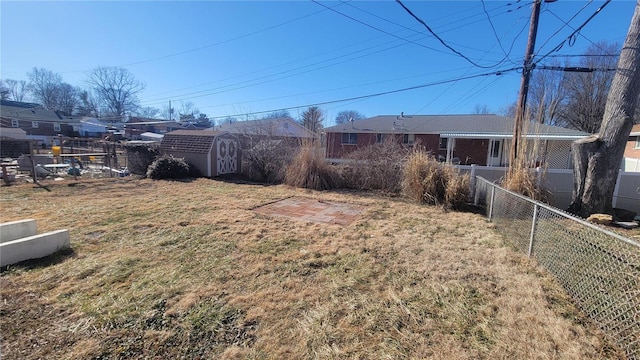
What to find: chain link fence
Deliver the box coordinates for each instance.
[473,176,640,359]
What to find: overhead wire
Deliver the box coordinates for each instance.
[340,0,510,57]
[535,0,594,56]
[59,4,343,74]
[394,0,511,69]
[310,0,453,57]
[200,67,521,120]
[534,0,612,64]
[480,0,509,58]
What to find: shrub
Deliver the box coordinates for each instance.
[125,143,159,175]
[402,150,470,210]
[285,145,340,190]
[242,140,295,183]
[341,139,407,193]
[146,155,192,180]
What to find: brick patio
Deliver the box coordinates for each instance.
[253,197,366,226]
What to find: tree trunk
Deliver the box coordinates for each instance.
[568,0,640,217]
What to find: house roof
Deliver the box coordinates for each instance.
[0,100,82,124]
[160,130,227,154]
[324,114,589,140]
[213,117,317,138]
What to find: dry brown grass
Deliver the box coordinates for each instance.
[285,145,340,190]
[402,150,471,210]
[0,177,623,359]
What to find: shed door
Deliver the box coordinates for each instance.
[217,138,237,175]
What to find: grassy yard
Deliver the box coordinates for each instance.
[0,177,624,359]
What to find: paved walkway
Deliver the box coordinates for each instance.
[254,197,366,226]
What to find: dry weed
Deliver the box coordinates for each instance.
[285,145,340,190]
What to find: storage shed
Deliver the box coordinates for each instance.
[160,130,240,177]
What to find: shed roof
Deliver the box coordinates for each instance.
[160,130,226,154]
[324,114,589,139]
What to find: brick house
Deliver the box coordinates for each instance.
[623,123,640,172]
[324,114,590,169]
[0,100,106,145]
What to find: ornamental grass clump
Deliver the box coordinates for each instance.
[285,145,340,190]
[402,149,470,210]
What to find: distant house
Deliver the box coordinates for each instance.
[0,100,77,145]
[159,130,240,177]
[124,117,186,140]
[0,100,106,145]
[212,117,317,148]
[623,123,640,172]
[324,114,590,169]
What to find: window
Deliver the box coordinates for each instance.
[54,123,61,132]
[439,137,448,150]
[31,121,39,129]
[11,119,19,128]
[402,134,415,145]
[636,136,640,149]
[376,133,384,143]
[341,133,357,145]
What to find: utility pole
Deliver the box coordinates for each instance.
[509,0,544,173]
[169,100,172,121]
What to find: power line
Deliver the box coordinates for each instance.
[535,0,612,64]
[59,5,341,74]
[394,0,508,69]
[535,0,593,54]
[340,0,510,58]
[310,0,453,57]
[480,0,509,58]
[203,67,520,120]
[138,38,418,106]
[194,66,476,112]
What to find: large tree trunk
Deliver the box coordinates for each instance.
[568,0,640,217]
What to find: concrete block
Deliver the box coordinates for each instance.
[0,229,70,267]
[0,219,37,243]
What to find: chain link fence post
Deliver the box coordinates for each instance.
[488,184,496,221]
[528,203,539,257]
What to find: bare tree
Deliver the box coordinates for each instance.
[560,42,619,133]
[529,59,568,126]
[160,104,175,120]
[264,110,293,119]
[0,80,9,100]
[136,106,160,119]
[86,66,145,122]
[471,104,491,115]
[27,67,62,110]
[56,83,80,115]
[568,2,640,217]
[76,89,100,117]
[5,79,29,102]
[177,101,200,123]
[335,110,365,124]
[300,106,324,133]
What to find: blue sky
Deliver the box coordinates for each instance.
[1,0,635,125]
